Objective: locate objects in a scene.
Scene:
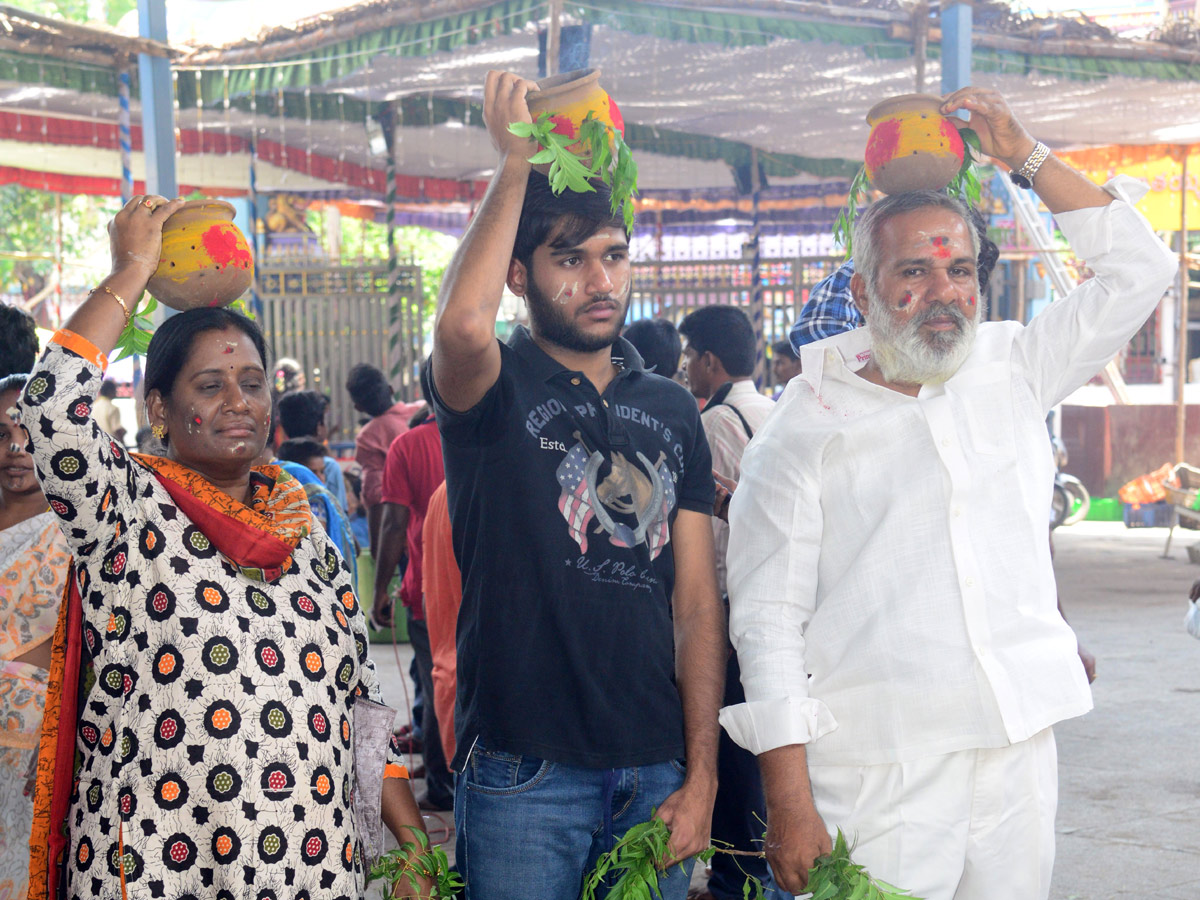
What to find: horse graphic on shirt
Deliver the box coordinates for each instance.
[556,436,675,559]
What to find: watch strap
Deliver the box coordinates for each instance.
[1009,141,1050,190]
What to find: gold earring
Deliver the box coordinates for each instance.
[151,424,166,439]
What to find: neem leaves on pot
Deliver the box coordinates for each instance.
[508,67,639,232]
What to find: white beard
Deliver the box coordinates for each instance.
[867,291,980,386]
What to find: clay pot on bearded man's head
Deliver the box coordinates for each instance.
[864,93,967,195]
[146,200,254,311]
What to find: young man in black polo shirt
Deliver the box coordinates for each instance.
[430,70,724,899]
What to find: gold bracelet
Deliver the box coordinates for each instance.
[89,285,131,325]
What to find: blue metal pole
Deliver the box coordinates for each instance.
[137,0,177,198]
[940,1,973,96]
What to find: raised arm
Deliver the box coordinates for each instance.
[940,87,1112,214]
[62,194,186,356]
[432,71,539,412]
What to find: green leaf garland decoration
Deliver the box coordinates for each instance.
[509,111,640,233]
[110,295,157,364]
[834,126,984,259]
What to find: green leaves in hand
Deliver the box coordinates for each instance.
[805,829,922,900]
[368,826,463,898]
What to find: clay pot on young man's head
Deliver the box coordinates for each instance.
[864,94,967,195]
[146,200,254,311]
[526,67,625,165]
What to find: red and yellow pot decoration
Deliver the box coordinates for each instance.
[527,67,626,155]
[509,67,639,231]
[146,200,254,311]
[864,93,967,194]
[833,94,982,255]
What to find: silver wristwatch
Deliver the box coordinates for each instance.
[1009,141,1050,190]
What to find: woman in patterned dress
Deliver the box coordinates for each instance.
[1,373,73,900]
[19,196,427,900]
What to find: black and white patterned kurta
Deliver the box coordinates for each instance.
[20,339,401,900]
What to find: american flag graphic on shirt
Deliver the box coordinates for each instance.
[556,442,596,553]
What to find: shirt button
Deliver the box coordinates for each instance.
[965,577,975,588]
[941,437,951,447]
[602,399,609,407]
[953,507,962,518]
[570,377,581,386]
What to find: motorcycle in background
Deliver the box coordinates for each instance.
[1051,434,1090,529]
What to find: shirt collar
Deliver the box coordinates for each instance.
[796,327,872,394]
[508,324,647,383]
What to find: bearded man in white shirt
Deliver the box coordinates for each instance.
[719,87,1177,900]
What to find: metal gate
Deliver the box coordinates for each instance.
[257,264,425,445]
[629,256,844,392]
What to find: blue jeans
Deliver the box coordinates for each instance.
[455,742,695,900]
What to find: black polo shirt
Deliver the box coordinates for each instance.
[431,326,714,770]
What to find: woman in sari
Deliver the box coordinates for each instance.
[0,373,72,900]
[20,196,426,900]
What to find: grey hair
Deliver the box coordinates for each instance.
[853,190,981,295]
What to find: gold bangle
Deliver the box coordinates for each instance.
[89,285,131,325]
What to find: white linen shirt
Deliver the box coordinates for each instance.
[703,381,778,595]
[720,177,1177,766]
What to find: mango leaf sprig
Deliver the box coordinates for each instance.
[110,295,157,364]
[509,111,640,233]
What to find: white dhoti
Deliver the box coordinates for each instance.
[807,728,1058,900]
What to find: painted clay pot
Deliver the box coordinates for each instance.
[526,66,625,165]
[146,200,254,311]
[864,94,966,194]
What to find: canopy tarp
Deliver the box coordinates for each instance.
[3,0,1200,201]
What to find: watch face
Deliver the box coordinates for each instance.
[1009,170,1032,190]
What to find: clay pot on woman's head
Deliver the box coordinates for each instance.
[864,94,967,195]
[526,67,625,166]
[146,200,254,311]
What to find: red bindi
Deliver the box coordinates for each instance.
[193,416,202,425]
[898,292,913,308]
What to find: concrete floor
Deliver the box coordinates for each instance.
[367,520,1200,898]
[1050,521,1200,899]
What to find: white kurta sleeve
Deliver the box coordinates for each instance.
[719,414,838,754]
[1011,175,1178,411]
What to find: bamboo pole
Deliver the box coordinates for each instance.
[1177,147,1190,466]
[912,1,928,93]
[54,193,63,328]
[0,4,173,57]
[749,147,764,386]
[889,21,1200,66]
[546,0,563,77]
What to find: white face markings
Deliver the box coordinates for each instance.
[612,275,629,300]
[551,281,579,305]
